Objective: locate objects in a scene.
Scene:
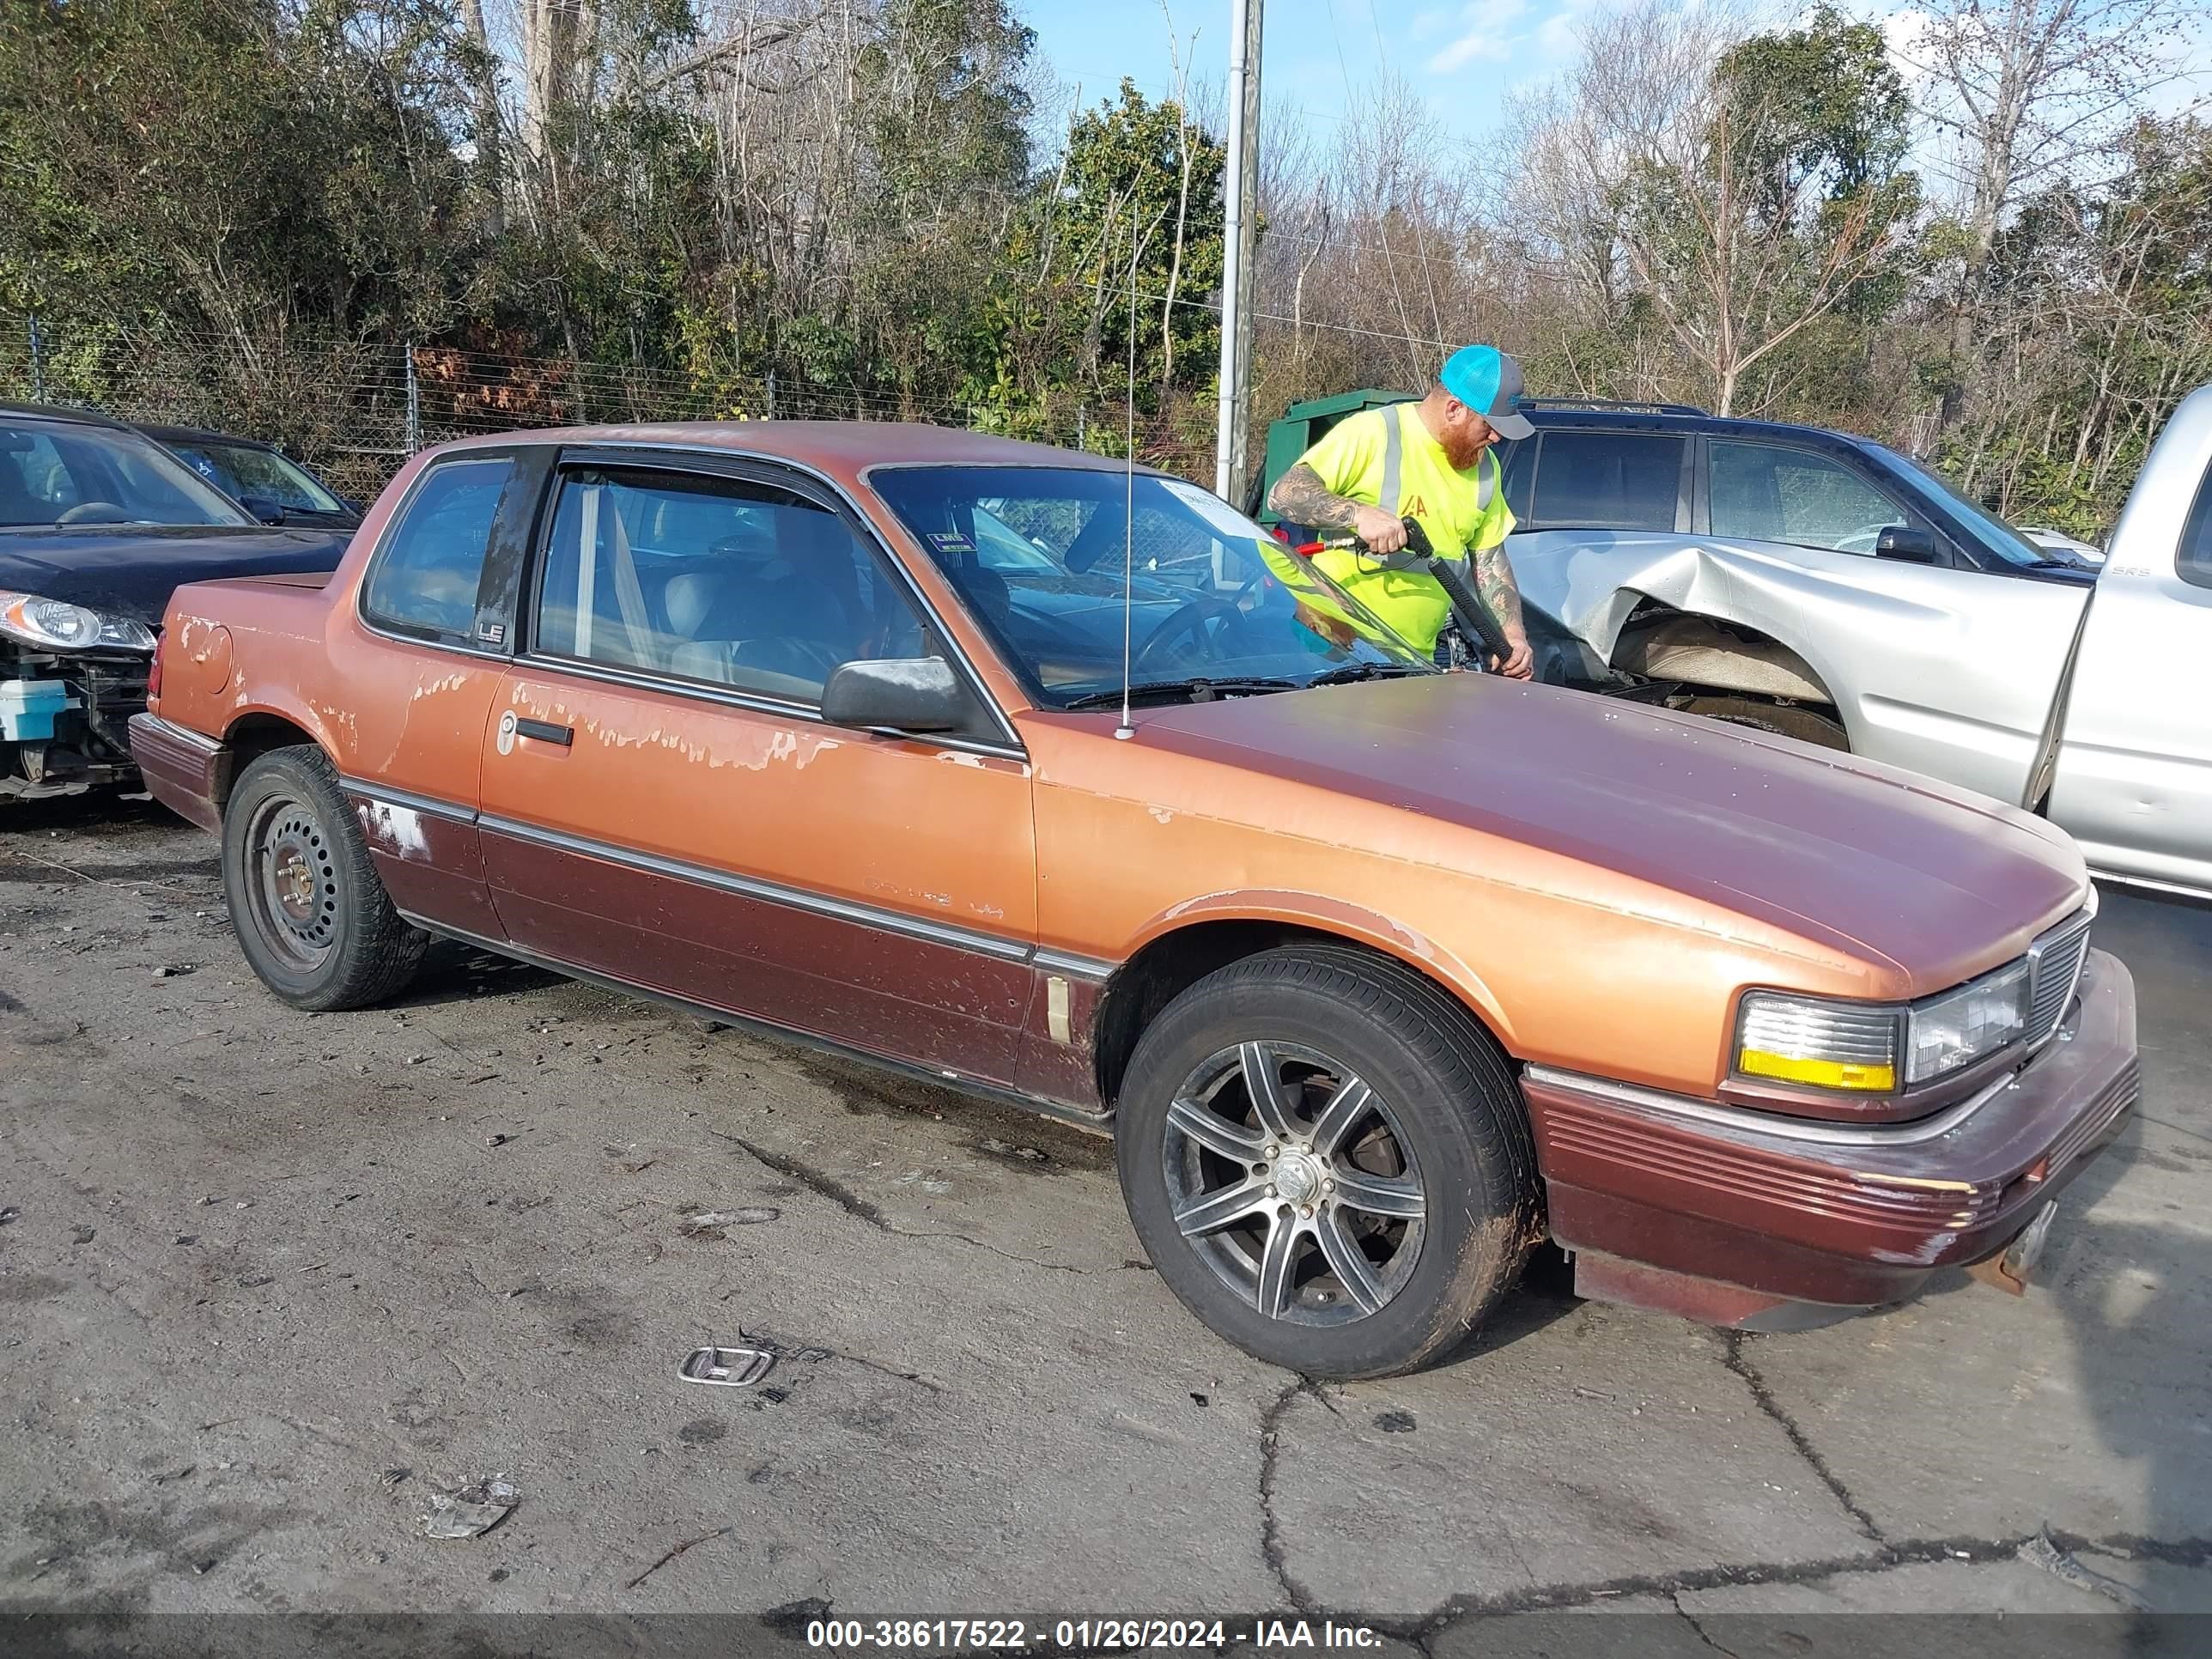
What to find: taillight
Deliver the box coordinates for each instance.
[146,630,165,703]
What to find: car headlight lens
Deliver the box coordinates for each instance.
[1736,958,2036,1096]
[1904,960,2028,1085]
[1735,993,1900,1092]
[0,591,156,653]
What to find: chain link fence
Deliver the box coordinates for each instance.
[1,313,1137,506]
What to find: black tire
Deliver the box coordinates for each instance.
[221,745,428,1011]
[1676,694,1849,750]
[1115,945,1540,1379]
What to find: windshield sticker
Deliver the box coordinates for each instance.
[927,531,975,554]
[1162,478,1267,542]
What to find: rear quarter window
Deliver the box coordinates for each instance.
[361,457,515,641]
[2180,465,2212,591]
[1528,431,1685,532]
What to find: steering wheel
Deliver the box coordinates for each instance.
[58,501,129,526]
[1130,594,1240,675]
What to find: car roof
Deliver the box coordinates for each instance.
[134,422,278,451]
[434,419,1155,476]
[1522,404,1884,454]
[0,400,137,433]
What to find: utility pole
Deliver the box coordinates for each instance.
[1213,0,1262,503]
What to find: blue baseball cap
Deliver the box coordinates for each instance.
[1439,344,1533,440]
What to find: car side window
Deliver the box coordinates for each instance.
[1497,437,1534,521]
[0,433,82,519]
[361,456,514,640]
[2179,467,2212,591]
[1528,432,1684,531]
[1711,441,1908,556]
[532,466,933,704]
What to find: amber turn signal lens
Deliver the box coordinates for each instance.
[1735,991,1902,1094]
[1736,1048,1897,1092]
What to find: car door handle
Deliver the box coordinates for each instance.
[514,718,574,746]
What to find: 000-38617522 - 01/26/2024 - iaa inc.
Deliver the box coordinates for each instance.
[801,1616,1387,1650]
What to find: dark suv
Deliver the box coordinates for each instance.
[1497,400,2100,799]
[1256,393,2101,805]
[1499,401,2093,580]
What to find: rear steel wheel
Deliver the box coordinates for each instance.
[221,745,427,1011]
[243,793,342,973]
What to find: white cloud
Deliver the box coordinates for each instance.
[1426,0,1532,76]
[1870,4,1938,90]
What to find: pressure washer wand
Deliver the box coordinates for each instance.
[1301,517,1512,668]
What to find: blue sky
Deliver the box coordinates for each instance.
[1017,0,1584,148]
[1018,0,2212,161]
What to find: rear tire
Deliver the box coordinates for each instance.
[1676,694,1848,750]
[1115,945,1540,1379]
[222,745,427,1011]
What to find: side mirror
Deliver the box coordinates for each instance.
[820,657,966,733]
[237,495,288,526]
[1875,526,1942,563]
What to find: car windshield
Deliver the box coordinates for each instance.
[1862,444,2052,568]
[0,418,252,530]
[868,465,1435,707]
[169,437,346,515]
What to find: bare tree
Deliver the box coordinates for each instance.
[1620,96,1916,414]
[1498,0,1747,329]
[1899,0,2203,425]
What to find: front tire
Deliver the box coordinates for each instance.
[1115,946,1540,1378]
[222,745,428,1011]
[1675,693,1848,750]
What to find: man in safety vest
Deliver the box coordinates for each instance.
[1267,344,1535,678]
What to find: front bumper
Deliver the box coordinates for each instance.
[0,659,150,797]
[1522,949,2137,1322]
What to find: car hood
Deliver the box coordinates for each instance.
[0,526,351,625]
[1127,673,2087,988]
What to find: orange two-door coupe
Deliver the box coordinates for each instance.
[131,424,2136,1376]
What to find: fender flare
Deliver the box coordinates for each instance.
[1118,889,1519,1048]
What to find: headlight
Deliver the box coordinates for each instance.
[1735,959,2033,1096]
[0,591,156,653]
[1904,960,2028,1084]
[1735,993,1900,1092]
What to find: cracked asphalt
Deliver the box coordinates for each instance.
[3,795,2209,1650]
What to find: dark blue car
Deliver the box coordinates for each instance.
[0,402,350,799]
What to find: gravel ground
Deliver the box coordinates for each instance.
[3,794,2208,1652]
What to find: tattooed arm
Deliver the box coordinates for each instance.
[1473,538,1534,679]
[1268,463,1407,552]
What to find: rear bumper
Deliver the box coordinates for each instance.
[1523,949,2138,1322]
[128,712,227,833]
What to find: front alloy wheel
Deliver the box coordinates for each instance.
[1165,1041,1426,1326]
[1115,945,1540,1378]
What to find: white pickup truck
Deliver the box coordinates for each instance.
[2036,382,2212,899]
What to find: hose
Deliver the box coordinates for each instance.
[1375,518,1512,665]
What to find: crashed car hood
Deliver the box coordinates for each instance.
[0,526,350,625]
[1127,673,2087,987]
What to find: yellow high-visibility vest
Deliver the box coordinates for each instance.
[1291,404,1516,653]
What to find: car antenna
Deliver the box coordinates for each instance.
[1115,219,1143,741]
